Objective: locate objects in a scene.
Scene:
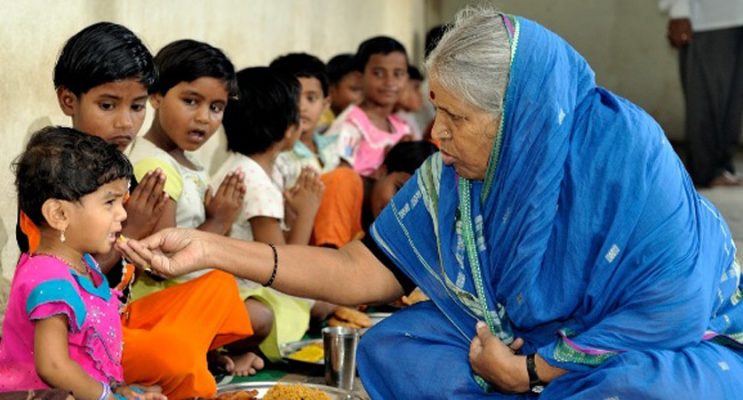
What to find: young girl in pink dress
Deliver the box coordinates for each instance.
[0,127,165,400]
[324,36,412,177]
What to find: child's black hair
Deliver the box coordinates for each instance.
[150,39,238,98]
[14,126,133,226]
[383,141,438,175]
[270,53,329,97]
[408,65,423,82]
[424,24,448,59]
[54,22,156,96]
[327,53,359,85]
[222,67,300,156]
[355,36,408,71]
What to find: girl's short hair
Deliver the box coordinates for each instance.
[54,22,156,96]
[222,67,300,156]
[14,126,133,226]
[150,39,238,98]
[383,141,438,175]
[270,52,329,97]
[355,36,408,71]
[327,53,359,85]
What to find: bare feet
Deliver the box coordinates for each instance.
[710,171,742,187]
[218,352,265,376]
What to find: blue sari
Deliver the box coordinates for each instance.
[358,15,743,399]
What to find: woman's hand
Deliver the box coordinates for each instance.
[469,321,528,393]
[204,170,246,234]
[123,169,168,239]
[116,228,208,278]
[113,385,167,400]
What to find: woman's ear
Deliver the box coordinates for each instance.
[41,199,70,233]
[56,87,77,117]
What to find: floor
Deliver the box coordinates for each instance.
[696,152,743,251]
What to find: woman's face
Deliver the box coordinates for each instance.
[429,79,498,180]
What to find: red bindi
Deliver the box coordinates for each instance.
[430,90,436,100]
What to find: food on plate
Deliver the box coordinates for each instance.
[214,389,259,400]
[287,341,324,363]
[329,306,372,329]
[263,384,331,400]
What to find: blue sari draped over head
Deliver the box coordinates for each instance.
[358,15,743,399]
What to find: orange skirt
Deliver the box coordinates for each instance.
[121,270,252,399]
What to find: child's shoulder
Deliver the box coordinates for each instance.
[12,254,77,296]
[16,254,72,281]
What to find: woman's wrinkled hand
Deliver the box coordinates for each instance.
[469,321,528,393]
[116,228,208,278]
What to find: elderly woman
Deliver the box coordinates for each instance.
[119,7,743,399]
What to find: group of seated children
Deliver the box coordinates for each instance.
[0,20,438,400]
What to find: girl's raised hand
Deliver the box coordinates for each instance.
[284,167,324,217]
[123,169,168,239]
[204,170,246,235]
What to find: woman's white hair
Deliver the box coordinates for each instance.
[425,6,511,117]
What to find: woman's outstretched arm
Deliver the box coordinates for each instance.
[118,228,405,306]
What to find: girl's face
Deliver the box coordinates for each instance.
[429,79,499,180]
[59,80,149,151]
[298,77,329,134]
[151,77,229,152]
[362,52,408,108]
[397,79,424,113]
[330,71,363,113]
[65,178,128,255]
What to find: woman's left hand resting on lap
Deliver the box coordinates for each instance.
[469,321,566,393]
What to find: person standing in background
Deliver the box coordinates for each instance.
[660,0,743,187]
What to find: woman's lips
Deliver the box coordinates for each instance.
[440,149,456,165]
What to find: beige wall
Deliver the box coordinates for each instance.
[426,0,687,141]
[0,0,427,279]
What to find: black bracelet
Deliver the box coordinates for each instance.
[262,243,278,287]
[526,353,545,394]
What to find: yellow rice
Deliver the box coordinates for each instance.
[262,383,331,400]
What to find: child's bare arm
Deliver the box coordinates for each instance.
[284,168,324,245]
[201,171,245,235]
[34,316,105,400]
[250,216,287,245]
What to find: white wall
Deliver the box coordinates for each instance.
[426,0,688,142]
[0,0,427,279]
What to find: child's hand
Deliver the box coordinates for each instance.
[284,167,324,218]
[123,169,168,239]
[204,170,246,234]
[113,384,167,400]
